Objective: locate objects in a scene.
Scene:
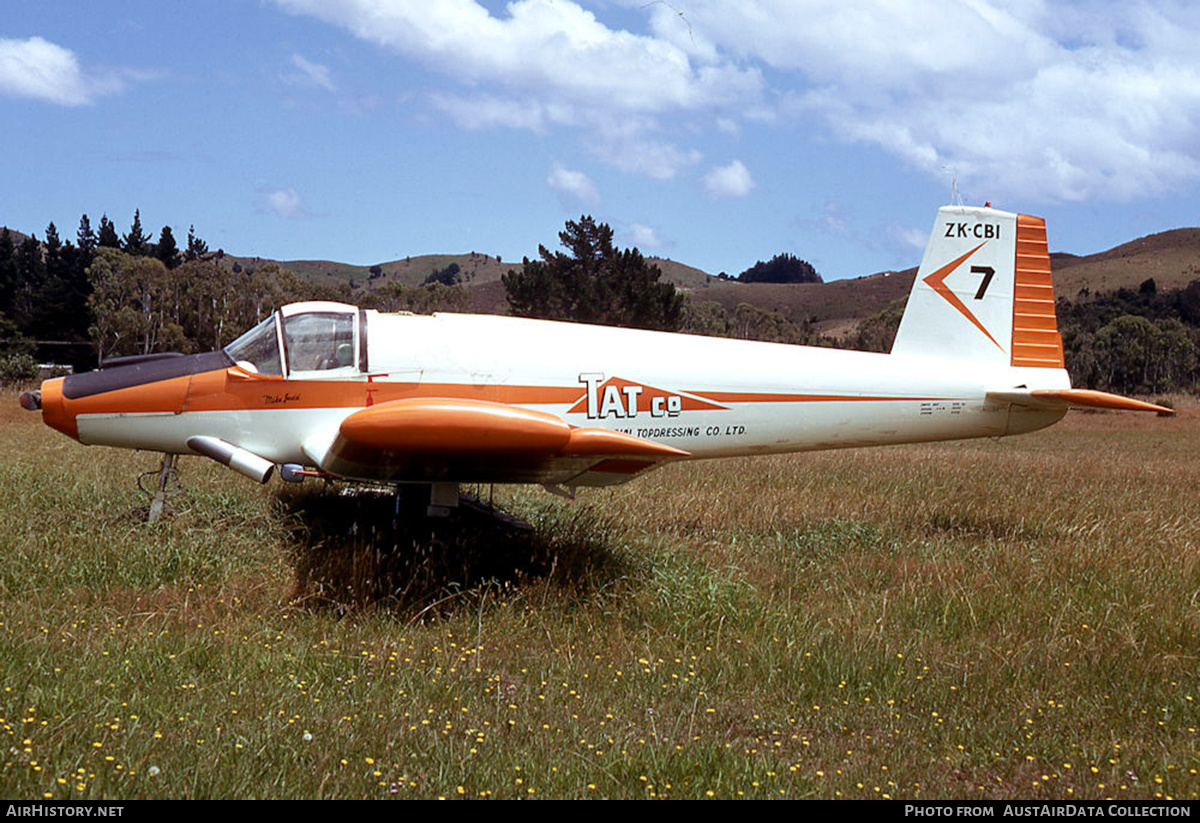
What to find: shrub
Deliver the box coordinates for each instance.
[0,352,39,385]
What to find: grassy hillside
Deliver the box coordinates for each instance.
[685,227,1200,339]
[219,252,716,293]
[650,257,716,288]
[219,251,513,291]
[1,392,1196,800]
[1052,229,1200,296]
[356,227,1198,338]
[689,270,916,338]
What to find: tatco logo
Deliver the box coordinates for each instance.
[571,375,726,419]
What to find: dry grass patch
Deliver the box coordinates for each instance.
[1,392,1196,799]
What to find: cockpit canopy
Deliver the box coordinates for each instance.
[224,302,365,377]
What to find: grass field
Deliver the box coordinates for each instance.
[0,392,1197,800]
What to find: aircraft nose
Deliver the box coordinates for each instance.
[38,377,78,441]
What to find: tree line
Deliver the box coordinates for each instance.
[0,211,476,378]
[1058,277,1200,395]
[1,211,213,368]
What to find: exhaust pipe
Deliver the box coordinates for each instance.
[186,436,275,484]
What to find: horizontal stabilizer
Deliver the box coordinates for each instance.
[987,388,1174,415]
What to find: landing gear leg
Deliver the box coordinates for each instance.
[147,453,179,524]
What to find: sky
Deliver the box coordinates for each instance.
[2,0,1198,281]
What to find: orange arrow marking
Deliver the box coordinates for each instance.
[923,242,1003,352]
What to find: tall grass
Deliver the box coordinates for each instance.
[0,394,1196,799]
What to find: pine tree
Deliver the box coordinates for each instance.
[184,225,209,261]
[43,222,64,280]
[123,209,151,256]
[77,214,97,255]
[503,216,683,331]
[37,222,90,344]
[0,228,17,319]
[14,235,46,336]
[156,226,181,269]
[97,215,120,248]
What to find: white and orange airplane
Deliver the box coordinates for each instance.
[20,204,1170,516]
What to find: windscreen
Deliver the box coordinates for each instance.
[224,315,283,375]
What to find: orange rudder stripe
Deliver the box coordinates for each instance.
[1011,214,1064,368]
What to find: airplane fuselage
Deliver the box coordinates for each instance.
[39,309,1069,489]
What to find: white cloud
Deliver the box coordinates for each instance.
[272,0,1200,202]
[715,117,741,136]
[430,93,555,132]
[627,222,668,250]
[676,0,1200,202]
[273,0,760,113]
[702,160,753,199]
[794,201,920,264]
[595,136,702,181]
[0,36,123,105]
[890,224,929,256]
[272,0,756,182]
[547,162,600,207]
[288,53,337,91]
[262,187,311,219]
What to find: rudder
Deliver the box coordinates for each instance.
[1010,214,1064,368]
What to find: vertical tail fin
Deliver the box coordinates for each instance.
[891,205,1064,367]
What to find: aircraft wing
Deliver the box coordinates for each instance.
[986,388,1175,414]
[304,397,690,487]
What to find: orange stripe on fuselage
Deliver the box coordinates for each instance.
[58,362,969,445]
[184,370,586,412]
[686,391,949,404]
[61,367,585,418]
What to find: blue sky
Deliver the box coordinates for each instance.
[2,1,1198,280]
